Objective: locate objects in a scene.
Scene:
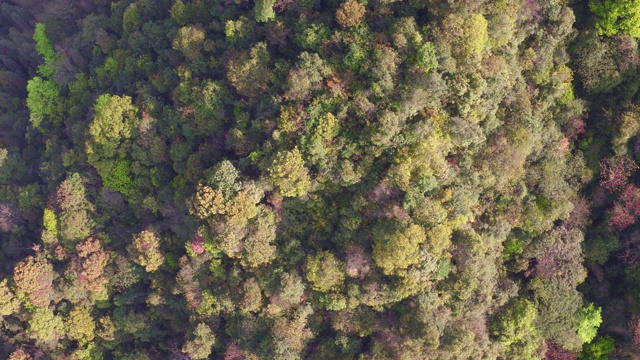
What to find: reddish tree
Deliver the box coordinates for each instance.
[191,229,205,255]
[630,318,640,351]
[13,255,55,307]
[224,344,246,360]
[621,184,640,215]
[345,244,372,279]
[620,230,640,265]
[544,341,576,360]
[600,156,638,192]
[610,203,636,232]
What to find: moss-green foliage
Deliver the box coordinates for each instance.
[372,223,426,275]
[42,209,57,235]
[26,77,60,129]
[589,0,640,37]
[491,299,541,359]
[579,336,615,359]
[33,23,56,77]
[0,0,632,358]
[305,251,345,293]
[577,303,602,344]
[0,279,20,316]
[28,308,64,345]
[97,159,135,196]
[254,0,276,22]
[86,94,138,163]
[268,148,311,197]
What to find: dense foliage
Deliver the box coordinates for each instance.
[0,0,638,358]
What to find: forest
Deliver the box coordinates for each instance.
[0,0,639,358]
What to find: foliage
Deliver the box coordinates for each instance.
[490,299,541,359]
[589,0,640,37]
[0,0,633,357]
[577,303,602,344]
[268,148,311,197]
[254,0,276,22]
[13,255,54,308]
[129,231,164,272]
[336,0,366,28]
[182,323,216,359]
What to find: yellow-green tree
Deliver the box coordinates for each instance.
[373,224,426,275]
[27,307,64,346]
[268,148,311,197]
[182,323,216,359]
[590,0,640,37]
[66,306,96,344]
[305,251,345,293]
[129,230,164,272]
[0,278,20,316]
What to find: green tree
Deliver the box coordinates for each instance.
[373,224,426,275]
[578,336,615,359]
[240,278,263,313]
[577,303,602,344]
[0,278,20,316]
[172,26,206,61]
[279,272,305,304]
[254,0,276,22]
[182,323,216,359]
[268,148,311,197]
[589,0,640,37]
[26,76,60,129]
[206,160,241,200]
[491,299,541,359]
[305,251,345,293]
[33,23,56,76]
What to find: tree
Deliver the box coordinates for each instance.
[26,76,60,129]
[336,0,365,28]
[172,26,205,61]
[8,348,32,360]
[305,251,345,293]
[227,43,273,100]
[491,299,541,359]
[13,255,54,308]
[182,323,216,359]
[76,238,110,294]
[268,148,311,197]
[373,224,426,276]
[240,278,263,313]
[254,0,276,22]
[33,23,56,77]
[600,155,638,192]
[589,0,640,37]
[578,336,614,359]
[206,160,241,200]
[0,278,20,316]
[66,306,96,344]
[59,209,92,244]
[129,230,164,272]
[85,94,138,164]
[279,272,305,304]
[28,308,64,346]
[242,208,277,268]
[187,184,226,219]
[577,304,602,344]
